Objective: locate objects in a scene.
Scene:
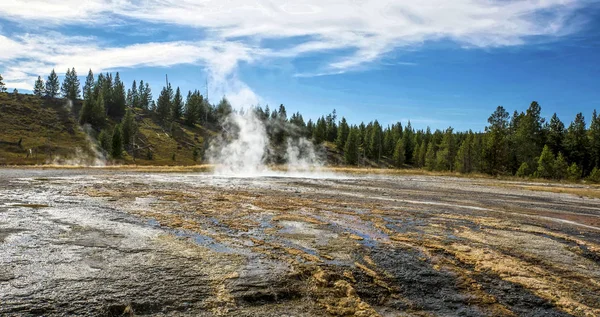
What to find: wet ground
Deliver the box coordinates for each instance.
[1,169,600,316]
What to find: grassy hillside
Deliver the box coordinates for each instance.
[0,93,210,166]
[0,93,93,165]
[130,114,212,165]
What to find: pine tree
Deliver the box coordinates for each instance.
[564,113,589,173]
[383,129,394,157]
[70,67,81,99]
[588,110,600,169]
[193,91,205,125]
[483,106,510,175]
[413,140,422,167]
[121,109,137,147]
[455,133,474,173]
[514,101,545,170]
[137,81,144,108]
[137,80,149,110]
[587,167,600,183]
[215,97,232,121]
[306,119,314,139]
[141,83,152,110]
[472,133,484,173]
[156,84,173,122]
[101,73,114,115]
[363,122,373,159]
[417,141,427,168]
[33,76,45,97]
[110,72,126,118]
[336,117,350,151]
[0,74,5,92]
[79,96,94,125]
[436,127,456,171]
[369,120,383,162]
[344,128,360,165]
[567,163,582,181]
[546,113,565,155]
[270,105,288,145]
[83,69,94,100]
[184,91,198,126]
[507,110,523,174]
[171,87,183,120]
[61,68,81,100]
[92,73,104,101]
[425,142,436,171]
[313,117,327,144]
[278,104,288,121]
[98,129,112,154]
[93,93,106,127]
[111,124,124,159]
[358,122,366,146]
[554,152,568,180]
[80,90,106,128]
[402,121,415,164]
[536,145,555,179]
[45,69,60,98]
[289,112,306,130]
[326,109,337,142]
[516,162,529,178]
[129,80,139,108]
[126,89,132,107]
[392,139,405,168]
[392,122,403,144]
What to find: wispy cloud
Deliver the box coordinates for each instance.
[0,0,590,105]
[0,32,266,104]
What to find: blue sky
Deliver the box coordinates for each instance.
[1,0,599,131]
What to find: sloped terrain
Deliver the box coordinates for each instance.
[0,94,92,165]
[0,93,210,166]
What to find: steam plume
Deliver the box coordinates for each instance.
[208,110,324,177]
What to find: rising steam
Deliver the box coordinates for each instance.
[46,103,107,167]
[208,110,324,177]
[284,137,323,173]
[208,111,270,176]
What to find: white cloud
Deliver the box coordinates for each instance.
[0,0,590,103]
[0,33,265,107]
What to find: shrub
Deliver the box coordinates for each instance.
[567,163,582,181]
[516,162,530,178]
[587,167,600,183]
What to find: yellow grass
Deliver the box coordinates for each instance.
[486,182,600,199]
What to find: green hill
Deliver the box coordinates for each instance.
[0,92,210,166]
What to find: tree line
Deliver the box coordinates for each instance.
[2,70,599,182]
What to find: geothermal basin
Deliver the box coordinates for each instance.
[1,169,600,316]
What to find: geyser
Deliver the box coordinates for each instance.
[208,110,323,176]
[208,111,270,176]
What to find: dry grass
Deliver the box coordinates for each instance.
[522,185,600,199]
[5,164,214,173]
[0,94,92,165]
[485,182,600,199]
[10,204,49,208]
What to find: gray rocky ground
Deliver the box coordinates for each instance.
[1,169,599,316]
